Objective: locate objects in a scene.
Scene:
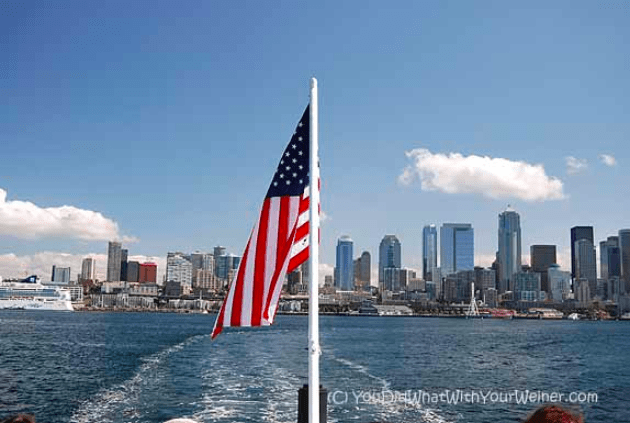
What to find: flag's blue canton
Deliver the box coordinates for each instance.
[266,105,310,198]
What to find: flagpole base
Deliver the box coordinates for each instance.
[298,385,327,423]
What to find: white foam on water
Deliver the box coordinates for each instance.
[325,351,454,423]
[190,336,303,423]
[69,334,209,423]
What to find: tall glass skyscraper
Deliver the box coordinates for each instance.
[574,238,597,298]
[570,226,593,280]
[619,229,630,293]
[422,225,438,281]
[107,241,122,282]
[600,236,620,281]
[530,245,556,294]
[498,207,521,293]
[440,224,474,276]
[379,235,401,288]
[335,235,354,291]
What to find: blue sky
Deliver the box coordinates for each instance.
[1,0,629,281]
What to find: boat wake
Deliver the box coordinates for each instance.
[325,350,454,423]
[69,334,209,423]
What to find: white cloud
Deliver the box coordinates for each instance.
[599,154,617,167]
[399,149,565,202]
[318,262,334,287]
[0,252,106,281]
[475,253,497,268]
[0,188,134,242]
[565,156,588,175]
[0,252,166,282]
[556,247,571,271]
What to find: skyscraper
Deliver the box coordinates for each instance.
[530,245,556,294]
[422,225,438,281]
[213,246,226,259]
[600,236,620,281]
[126,261,140,282]
[619,229,630,293]
[354,251,371,290]
[191,252,214,286]
[107,241,122,282]
[51,265,71,283]
[379,235,401,289]
[498,208,521,293]
[120,248,129,281]
[570,226,594,281]
[139,262,157,283]
[440,224,474,276]
[80,257,95,282]
[574,238,597,298]
[335,236,354,291]
[166,252,193,287]
[548,264,570,302]
[215,253,241,281]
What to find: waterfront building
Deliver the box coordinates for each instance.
[80,257,95,282]
[514,271,542,301]
[287,264,303,294]
[425,281,436,300]
[498,207,521,293]
[139,262,157,283]
[191,252,214,286]
[126,261,140,282]
[483,288,498,308]
[570,226,593,281]
[379,235,401,290]
[474,266,496,294]
[548,264,570,302]
[443,270,474,303]
[619,229,630,293]
[166,252,193,287]
[213,246,226,262]
[596,278,607,300]
[600,236,620,281]
[422,225,438,281]
[107,241,122,282]
[335,236,354,291]
[324,275,333,287]
[51,265,71,283]
[120,249,128,281]
[382,267,400,291]
[432,267,443,299]
[575,279,590,306]
[215,253,241,284]
[574,238,597,299]
[195,269,218,291]
[530,245,557,295]
[440,223,474,276]
[608,276,622,303]
[353,251,371,291]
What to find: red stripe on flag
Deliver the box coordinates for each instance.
[229,239,251,327]
[294,222,309,244]
[288,246,309,274]
[299,196,310,214]
[251,199,271,326]
[264,222,299,321]
[276,196,290,267]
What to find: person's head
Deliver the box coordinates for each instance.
[523,404,583,423]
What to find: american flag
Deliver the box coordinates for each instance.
[212,105,314,339]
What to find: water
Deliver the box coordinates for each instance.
[0,312,628,423]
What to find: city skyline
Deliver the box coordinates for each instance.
[1,2,629,285]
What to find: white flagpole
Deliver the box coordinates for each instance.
[308,77,320,423]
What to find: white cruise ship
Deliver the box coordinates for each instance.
[0,275,74,311]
